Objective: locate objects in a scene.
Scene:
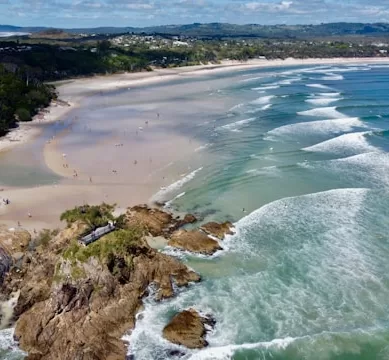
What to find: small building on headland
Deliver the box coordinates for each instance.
[79,222,115,246]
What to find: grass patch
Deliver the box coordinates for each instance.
[60,203,115,230]
[63,227,143,265]
[35,228,60,248]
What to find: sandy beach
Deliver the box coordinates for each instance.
[1,56,389,231]
[1,57,388,154]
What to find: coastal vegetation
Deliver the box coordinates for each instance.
[60,203,116,230]
[0,22,387,137]
[0,64,56,135]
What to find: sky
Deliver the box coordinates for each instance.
[1,0,389,28]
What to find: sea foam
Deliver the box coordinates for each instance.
[267,117,365,138]
[251,95,275,105]
[152,167,203,202]
[297,106,346,118]
[302,131,376,155]
[219,117,256,132]
[306,83,331,90]
[305,97,342,106]
[251,85,279,91]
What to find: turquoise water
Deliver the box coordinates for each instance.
[3,63,389,359]
[127,64,389,359]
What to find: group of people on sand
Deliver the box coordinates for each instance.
[1,198,10,205]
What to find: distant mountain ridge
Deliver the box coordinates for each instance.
[2,22,389,38]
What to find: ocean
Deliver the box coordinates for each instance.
[2,63,389,359]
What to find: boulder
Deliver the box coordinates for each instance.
[200,222,234,240]
[162,309,215,349]
[182,214,197,224]
[168,230,222,255]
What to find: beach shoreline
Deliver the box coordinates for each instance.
[1,56,389,232]
[1,57,388,154]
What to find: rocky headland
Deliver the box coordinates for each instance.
[0,203,234,359]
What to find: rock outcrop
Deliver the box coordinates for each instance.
[14,244,200,360]
[0,204,234,359]
[0,226,31,285]
[163,309,215,349]
[0,211,200,360]
[168,229,222,255]
[126,205,196,237]
[200,222,234,240]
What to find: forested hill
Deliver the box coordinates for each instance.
[2,22,389,38]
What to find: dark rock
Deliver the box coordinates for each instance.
[200,222,234,240]
[168,230,222,255]
[162,308,215,349]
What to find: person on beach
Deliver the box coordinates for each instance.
[89,177,93,183]
[134,160,138,165]
[28,212,32,218]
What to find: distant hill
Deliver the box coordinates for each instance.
[29,29,77,39]
[2,22,389,38]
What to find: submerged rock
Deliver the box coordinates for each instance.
[180,214,197,225]
[163,309,215,349]
[168,230,222,255]
[200,221,234,240]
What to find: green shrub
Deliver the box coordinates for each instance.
[15,108,31,122]
[60,203,115,230]
[63,227,143,265]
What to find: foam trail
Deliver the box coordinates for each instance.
[303,131,376,155]
[195,143,211,152]
[317,92,341,97]
[246,166,280,177]
[251,95,275,105]
[219,117,256,132]
[306,84,331,89]
[305,98,341,106]
[228,103,244,112]
[268,117,365,138]
[241,76,263,82]
[320,73,344,81]
[164,192,186,208]
[276,77,301,85]
[152,167,202,202]
[297,106,346,118]
[252,85,279,91]
[261,104,272,110]
[188,337,296,360]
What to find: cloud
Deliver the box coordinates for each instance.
[1,0,389,27]
[242,1,293,12]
